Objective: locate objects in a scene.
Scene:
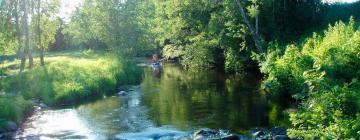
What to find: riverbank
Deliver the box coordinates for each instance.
[0,50,142,136]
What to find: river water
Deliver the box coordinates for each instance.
[14,62,289,139]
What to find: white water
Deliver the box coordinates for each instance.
[116,127,187,140]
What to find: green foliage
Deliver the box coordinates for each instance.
[288,85,360,139]
[0,95,31,132]
[65,0,155,55]
[162,44,184,60]
[224,48,245,74]
[247,0,259,18]
[2,51,142,105]
[0,31,17,55]
[0,50,142,131]
[151,0,251,73]
[32,0,60,51]
[0,0,360,136]
[261,44,314,97]
[34,17,59,51]
[0,4,17,55]
[182,32,218,69]
[62,0,360,73]
[261,18,360,138]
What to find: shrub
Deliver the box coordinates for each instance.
[0,95,31,132]
[261,44,313,98]
[2,51,142,105]
[261,17,360,138]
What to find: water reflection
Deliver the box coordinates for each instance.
[16,86,156,139]
[15,62,288,139]
[141,63,288,133]
[15,109,96,139]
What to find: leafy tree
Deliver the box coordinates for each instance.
[0,0,17,55]
[33,0,60,65]
[261,18,360,139]
[65,0,155,56]
[235,0,263,53]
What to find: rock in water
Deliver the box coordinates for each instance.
[271,127,289,140]
[274,135,290,140]
[5,121,18,131]
[271,127,287,136]
[220,134,240,140]
[39,103,48,109]
[118,91,128,96]
[193,130,206,139]
[253,131,265,137]
[193,129,217,139]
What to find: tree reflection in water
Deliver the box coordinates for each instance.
[141,63,289,133]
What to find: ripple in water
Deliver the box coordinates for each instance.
[116,127,188,140]
[15,109,97,139]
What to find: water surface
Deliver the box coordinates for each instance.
[15,62,289,139]
[141,63,289,132]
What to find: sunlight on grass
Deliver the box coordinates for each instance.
[0,50,142,130]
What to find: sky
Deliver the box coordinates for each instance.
[58,0,83,22]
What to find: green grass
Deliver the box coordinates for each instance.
[0,50,142,132]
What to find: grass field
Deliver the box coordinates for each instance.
[0,50,142,132]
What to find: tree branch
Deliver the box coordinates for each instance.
[234,0,264,53]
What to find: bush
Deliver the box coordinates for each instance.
[181,32,219,70]
[288,85,360,139]
[224,48,245,74]
[0,95,31,132]
[261,44,313,98]
[261,18,360,138]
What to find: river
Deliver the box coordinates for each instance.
[14,62,289,139]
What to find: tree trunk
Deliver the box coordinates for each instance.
[23,0,33,69]
[273,0,275,23]
[234,0,264,53]
[15,0,26,72]
[37,0,44,66]
[283,0,286,26]
[256,13,259,35]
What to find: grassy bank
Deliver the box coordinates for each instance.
[0,50,142,132]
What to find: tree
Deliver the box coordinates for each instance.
[37,0,43,65]
[13,0,27,72]
[0,1,16,59]
[235,0,263,53]
[23,0,33,69]
[65,0,154,55]
[35,0,60,65]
